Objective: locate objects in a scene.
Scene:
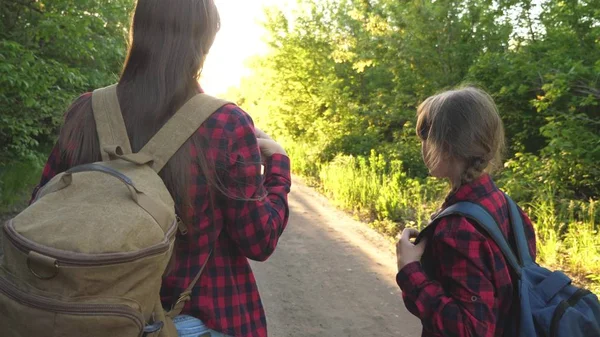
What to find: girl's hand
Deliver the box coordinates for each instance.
[257,138,287,158]
[254,127,287,161]
[396,228,427,272]
[254,127,272,140]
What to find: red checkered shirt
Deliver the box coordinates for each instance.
[396,174,537,337]
[31,90,291,337]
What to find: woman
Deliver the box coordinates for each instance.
[30,1,291,336]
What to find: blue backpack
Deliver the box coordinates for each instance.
[423,193,600,337]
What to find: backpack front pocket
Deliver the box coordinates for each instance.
[0,275,144,337]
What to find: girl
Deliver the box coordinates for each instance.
[395,86,537,337]
[30,1,291,337]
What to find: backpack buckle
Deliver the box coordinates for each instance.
[174,292,192,307]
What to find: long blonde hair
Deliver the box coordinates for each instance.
[416,86,505,191]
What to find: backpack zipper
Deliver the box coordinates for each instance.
[3,219,177,267]
[0,276,144,332]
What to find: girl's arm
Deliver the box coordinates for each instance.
[397,216,499,337]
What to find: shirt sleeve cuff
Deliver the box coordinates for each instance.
[264,154,291,181]
[396,261,429,298]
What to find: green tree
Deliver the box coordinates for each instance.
[237,0,599,197]
[0,0,133,164]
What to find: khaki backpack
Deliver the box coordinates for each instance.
[0,84,230,337]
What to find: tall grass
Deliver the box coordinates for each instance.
[291,148,600,293]
[317,150,444,236]
[529,187,566,269]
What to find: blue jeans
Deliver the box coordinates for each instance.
[173,315,231,337]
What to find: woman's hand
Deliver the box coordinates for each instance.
[396,228,427,272]
[254,127,271,140]
[255,127,287,161]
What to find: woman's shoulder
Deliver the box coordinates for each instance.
[63,92,93,121]
[431,214,490,245]
[204,101,255,132]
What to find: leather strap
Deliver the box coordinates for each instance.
[92,84,133,161]
[139,94,231,173]
[167,249,213,318]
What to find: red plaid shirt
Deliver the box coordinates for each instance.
[31,90,291,337]
[396,174,537,337]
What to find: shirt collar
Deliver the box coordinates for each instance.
[443,173,498,207]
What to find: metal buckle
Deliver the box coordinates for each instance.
[27,256,59,280]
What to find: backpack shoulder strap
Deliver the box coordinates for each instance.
[432,201,523,276]
[139,93,232,173]
[91,84,133,161]
[503,193,534,267]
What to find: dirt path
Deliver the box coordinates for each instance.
[250,178,421,337]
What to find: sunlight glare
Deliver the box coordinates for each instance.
[200,0,296,97]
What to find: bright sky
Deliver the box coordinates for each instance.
[200,0,295,96]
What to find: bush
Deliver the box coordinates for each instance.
[0,0,132,165]
[0,153,44,212]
